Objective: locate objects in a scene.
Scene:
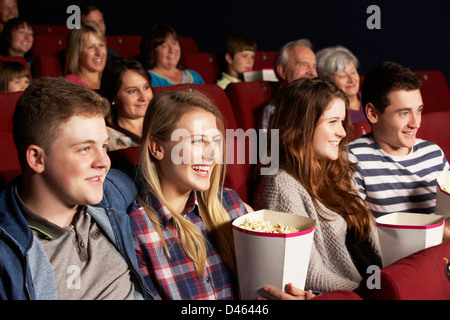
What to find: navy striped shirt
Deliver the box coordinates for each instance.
[348,135,449,217]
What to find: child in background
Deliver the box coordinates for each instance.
[217,35,256,89]
[0,60,31,92]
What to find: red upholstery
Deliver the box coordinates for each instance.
[357,241,450,300]
[0,56,33,80]
[32,24,70,36]
[106,35,142,59]
[416,70,450,113]
[417,111,450,160]
[253,51,277,70]
[32,35,67,57]
[179,36,199,54]
[225,81,273,131]
[182,53,219,84]
[350,121,371,141]
[0,91,23,188]
[32,55,63,78]
[313,290,363,300]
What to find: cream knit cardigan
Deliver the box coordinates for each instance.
[253,169,380,293]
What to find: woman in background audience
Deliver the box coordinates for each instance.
[139,24,204,86]
[0,60,31,92]
[316,46,365,124]
[253,77,381,294]
[100,57,153,151]
[64,24,106,90]
[0,17,33,65]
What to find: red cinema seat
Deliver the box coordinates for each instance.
[357,241,450,300]
[416,70,450,113]
[225,81,273,131]
[32,35,67,57]
[416,110,450,160]
[32,24,70,37]
[0,91,23,188]
[32,55,63,78]
[253,51,277,70]
[350,121,371,141]
[182,53,219,84]
[106,35,142,59]
[179,36,199,54]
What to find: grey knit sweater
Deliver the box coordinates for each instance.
[253,169,380,293]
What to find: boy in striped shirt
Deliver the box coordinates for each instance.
[348,61,449,218]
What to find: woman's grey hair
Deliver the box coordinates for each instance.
[316,46,359,79]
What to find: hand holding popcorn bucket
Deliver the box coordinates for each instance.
[232,210,316,299]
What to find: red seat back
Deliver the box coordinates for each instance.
[417,110,450,160]
[416,70,450,113]
[0,91,23,188]
[32,24,70,37]
[32,35,67,57]
[253,51,277,70]
[357,241,450,300]
[182,53,219,84]
[32,55,63,78]
[106,35,142,59]
[225,81,273,131]
[350,121,372,141]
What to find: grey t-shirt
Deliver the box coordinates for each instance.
[18,192,135,300]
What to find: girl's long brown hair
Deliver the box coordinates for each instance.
[268,77,373,242]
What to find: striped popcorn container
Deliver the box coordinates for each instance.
[232,210,316,300]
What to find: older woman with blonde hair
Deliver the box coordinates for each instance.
[64,24,106,89]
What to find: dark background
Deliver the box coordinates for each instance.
[19,0,449,83]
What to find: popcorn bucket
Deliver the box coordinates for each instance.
[436,171,450,218]
[232,210,316,299]
[376,212,444,267]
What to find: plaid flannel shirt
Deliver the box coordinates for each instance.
[129,188,247,300]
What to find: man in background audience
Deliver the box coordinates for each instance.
[0,0,18,32]
[258,38,317,129]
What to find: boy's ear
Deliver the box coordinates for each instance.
[26,145,45,173]
[147,137,164,160]
[365,103,379,124]
[225,53,233,64]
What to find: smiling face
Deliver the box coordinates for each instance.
[153,108,222,198]
[115,70,153,121]
[79,32,106,73]
[42,115,111,208]
[312,98,347,160]
[368,89,423,156]
[279,45,317,83]
[330,61,360,98]
[9,23,33,56]
[155,33,181,70]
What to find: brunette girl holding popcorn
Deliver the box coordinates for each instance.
[253,77,382,294]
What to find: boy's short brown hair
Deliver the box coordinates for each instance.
[13,77,110,169]
[224,35,257,58]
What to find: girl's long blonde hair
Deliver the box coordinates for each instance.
[137,90,236,277]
